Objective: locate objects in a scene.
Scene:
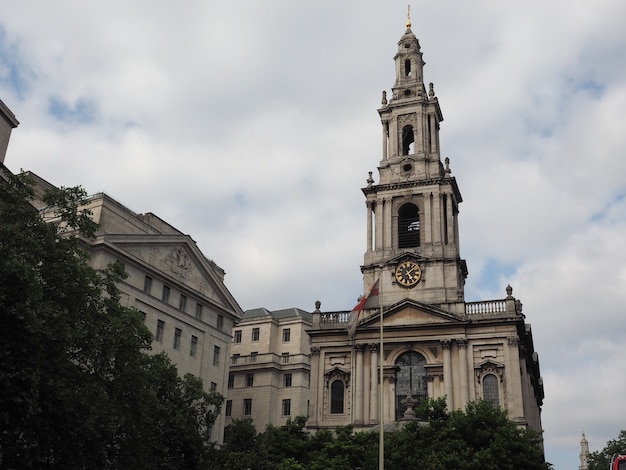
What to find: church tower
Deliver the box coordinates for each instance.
[362,13,467,311]
[308,14,544,441]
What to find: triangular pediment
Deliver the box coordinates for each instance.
[99,234,242,316]
[360,298,466,329]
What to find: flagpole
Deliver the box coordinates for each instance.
[379,274,384,470]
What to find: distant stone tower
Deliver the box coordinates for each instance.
[579,432,590,470]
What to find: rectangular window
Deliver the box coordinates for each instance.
[234,330,242,343]
[245,373,254,387]
[210,382,217,392]
[213,345,220,366]
[282,399,291,416]
[284,373,292,387]
[232,353,240,364]
[217,314,224,330]
[282,328,291,342]
[252,327,260,342]
[179,294,187,311]
[281,352,290,364]
[190,335,198,357]
[250,352,258,362]
[225,400,232,417]
[162,285,170,303]
[228,374,234,389]
[243,398,252,416]
[195,303,203,320]
[173,328,182,350]
[156,320,164,342]
[143,276,152,294]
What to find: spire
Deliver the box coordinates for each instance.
[406,4,412,29]
[579,432,590,470]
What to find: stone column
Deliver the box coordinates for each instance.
[366,201,373,253]
[384,198,393,250]
[505,336,524,418]
[424,192,432,244]
[375,200,383,251]
[458,339,469,407]
[442,340,454,409]
[369,344,379,424]
[309,347,321,426]
[354,344,365,424]
[382,121,388,160]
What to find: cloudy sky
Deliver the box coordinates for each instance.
[2,1,625,468]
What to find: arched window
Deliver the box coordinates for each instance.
[483,374,500,407]
[330,380,345,414]
[398,203,420,248]
[395,351,427,420]
[402,125,414,155]
[404,59,411,77]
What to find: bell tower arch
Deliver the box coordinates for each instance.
[362,13,468,311]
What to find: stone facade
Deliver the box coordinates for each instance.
[0,98,19,164]
[225,308,311,432]
[26,172,244,443]
[307,21,544,439]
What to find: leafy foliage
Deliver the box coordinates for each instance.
[215,398,549,469]
[588,430,626,470]
[0,171,222,469]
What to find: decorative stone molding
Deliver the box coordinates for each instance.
[508,336,519,346]
[441,339,452,350]
[355,344,366,353]
[324,366,350,387]
[457,339,468,348]
[475,360,505,383]
[310,347,321,356]
[369,343,379,353]
[165,247,193,279]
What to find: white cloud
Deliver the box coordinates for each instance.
[2,2,626,468]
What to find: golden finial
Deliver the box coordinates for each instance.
[406,4,412,28]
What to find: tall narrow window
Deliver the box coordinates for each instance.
[282,328,291,342]
[483,374,500,407]
[398,203,420,248]
[195,303,203,320]
[190,335,198,357]
[232,353,240,364]
[234,330,242,343]
[213,345,220,366]
[284,373,292,387]
[330,380,344,414]
[282,352,290,364]
[395,351,428,420]
[143,276,152,294]
[179,294,187,311]
[243,399,252,416]
[210,382,217,392]
[252,328,260,342]
[282,399,291,416]
[225,400,232,417]
[245,373,254,387]
[228,374,234,389]
[162,285,170,303]
[173,328,182,350]
[402,125,414,155]
[217,314,224,330]
[404,58,411,77]
[156,320,164,342]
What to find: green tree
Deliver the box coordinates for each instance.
[0,171,222,469]
[588,430,626,470]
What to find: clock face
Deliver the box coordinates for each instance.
[395,261,421,287]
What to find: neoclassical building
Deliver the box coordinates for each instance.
[24,171,244,443]
[225,308,311,432]
[307,19,544,436]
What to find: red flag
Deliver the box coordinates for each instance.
[347,279,380,338]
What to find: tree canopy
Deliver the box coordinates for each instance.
[588,430,626,470]
[216,398,550,470]
[0,171,222,469]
